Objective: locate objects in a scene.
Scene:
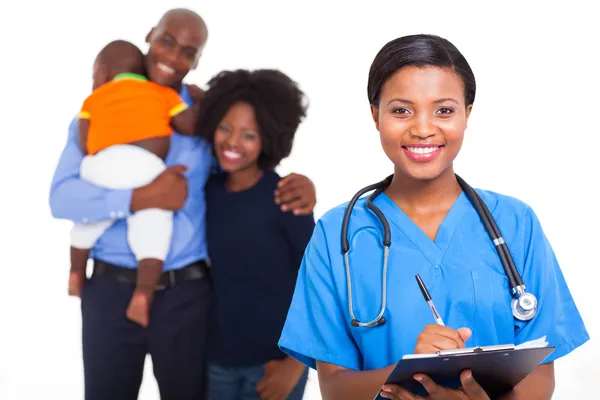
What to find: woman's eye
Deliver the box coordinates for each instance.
[392,108,410,114]
[436,107,454,115]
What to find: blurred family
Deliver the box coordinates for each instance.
[50,8,315,400]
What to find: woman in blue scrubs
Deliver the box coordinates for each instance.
[278,34,589,399]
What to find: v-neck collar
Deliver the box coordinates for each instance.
[374,191,471,268]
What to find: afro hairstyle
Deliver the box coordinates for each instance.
[196,69,308,170]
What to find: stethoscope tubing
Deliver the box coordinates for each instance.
[455,175,524,289]
[341,174,533,327]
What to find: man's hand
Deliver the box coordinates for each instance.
[380,370,491,400]
[187,84,205,104]
[126,289,152,327]
[256,357,305,400]
[131,165,188,212]
[68,270,86,297]
[274,173,316,215]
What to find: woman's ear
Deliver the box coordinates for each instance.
[465,104,473,121]
[370,105,380,131]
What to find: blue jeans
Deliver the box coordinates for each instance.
[207,362,309,400]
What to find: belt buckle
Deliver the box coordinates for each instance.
[167,270,176,288]
[155,270,177,291]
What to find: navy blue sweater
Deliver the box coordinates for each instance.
[205,171,316,367]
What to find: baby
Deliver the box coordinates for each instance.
[69,39,198,327]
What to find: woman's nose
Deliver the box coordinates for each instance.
[411,113,438,139]
[225,132,241,147]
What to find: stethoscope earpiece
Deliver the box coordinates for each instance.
[342,174,538,329]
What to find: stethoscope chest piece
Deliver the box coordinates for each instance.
[511,288,537,321]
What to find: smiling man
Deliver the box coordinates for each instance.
[145,9,208,89]
[49,8,317,400]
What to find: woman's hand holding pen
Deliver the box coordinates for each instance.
[380,325,491,400]
[414,325,472,354]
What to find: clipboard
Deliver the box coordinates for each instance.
[374,344,555,399]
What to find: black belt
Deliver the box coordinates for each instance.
[92,259,210,290]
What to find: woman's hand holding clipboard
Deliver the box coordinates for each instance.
[378,275,492,398]
[378,324,492,399]
[376,275,554,399]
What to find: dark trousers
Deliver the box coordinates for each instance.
[81,273,212,400]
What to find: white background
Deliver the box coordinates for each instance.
[1,0,598,399]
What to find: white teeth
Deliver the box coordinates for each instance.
[223,150,241,159]
[157,63,175,74]
[407,147,439,154]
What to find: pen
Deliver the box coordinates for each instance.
[415,274,445,326]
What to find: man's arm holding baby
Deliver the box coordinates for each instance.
[49,118,189,223]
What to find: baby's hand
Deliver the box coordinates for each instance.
[68,271,85,297]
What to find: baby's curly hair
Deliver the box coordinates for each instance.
[196,69,308,170]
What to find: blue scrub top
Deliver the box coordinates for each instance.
[278,189,589,371]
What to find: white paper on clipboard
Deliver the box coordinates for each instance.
[401,336,548,360]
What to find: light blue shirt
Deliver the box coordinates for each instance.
[279,189,589,370]
[49,85,214,271]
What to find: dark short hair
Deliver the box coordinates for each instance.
[367,34,476,107]
[96,39,145,76]
[196,69,308,170]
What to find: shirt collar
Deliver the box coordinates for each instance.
[113,73,148,82]
[179,84,192,104]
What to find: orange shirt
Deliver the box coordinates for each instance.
[79,73,188,155]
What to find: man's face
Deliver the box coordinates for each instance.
[145,14,207,89]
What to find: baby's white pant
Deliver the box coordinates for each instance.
[70,144,172,262]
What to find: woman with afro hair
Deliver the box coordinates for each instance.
[198,69,314,400]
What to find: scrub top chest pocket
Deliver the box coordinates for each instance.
[465,270,516,347]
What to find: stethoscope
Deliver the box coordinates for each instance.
[341,174,538,328]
